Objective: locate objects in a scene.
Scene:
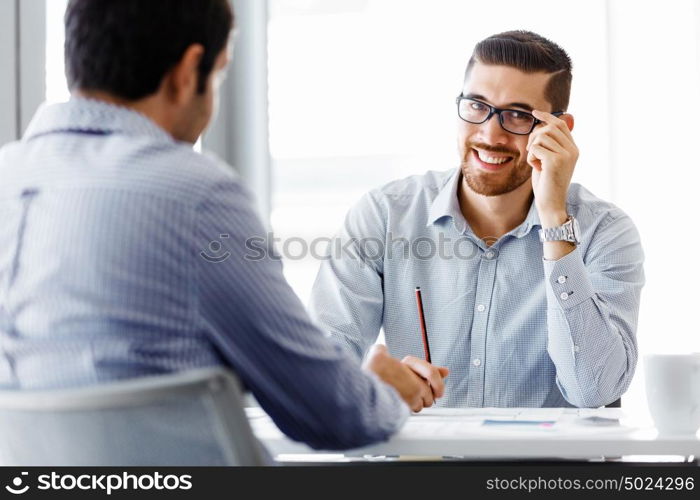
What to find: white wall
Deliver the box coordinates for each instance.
[606,0,700,423]
[608,0,700,354]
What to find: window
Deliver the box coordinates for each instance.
[45,0,69,104]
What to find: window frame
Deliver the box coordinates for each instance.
[0,0,45,145]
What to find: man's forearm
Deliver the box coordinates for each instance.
[546,300,633,408]
[542,248,638,407]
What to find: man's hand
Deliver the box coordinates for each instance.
[362,345,447,412]
[527,110,578,228]
[401,355,449,401]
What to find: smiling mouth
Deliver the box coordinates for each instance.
[472,148,514,169]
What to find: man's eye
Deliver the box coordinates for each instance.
[470,102,487,111]
[509,111,532,123]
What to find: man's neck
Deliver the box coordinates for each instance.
[458,176,534,245]
[73,90,175,138]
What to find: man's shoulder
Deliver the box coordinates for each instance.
[567,183,634,228]
[92,138,245,208]
[0,132,243,208]
[150,146,242,198]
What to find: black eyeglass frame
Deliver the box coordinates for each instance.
[456,95,564,135]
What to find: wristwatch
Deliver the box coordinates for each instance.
[538,215,580,245]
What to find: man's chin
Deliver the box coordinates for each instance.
[461,163,531,197]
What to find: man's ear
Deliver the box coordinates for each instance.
[561,113,574,132]
[165,44,204,105]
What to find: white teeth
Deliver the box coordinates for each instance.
[476,150,511,164]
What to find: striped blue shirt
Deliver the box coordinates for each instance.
[0,98,408,450]
[310,168,645,408]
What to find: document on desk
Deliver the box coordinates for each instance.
[480,409,563,430]
[491,408,564,421]
[406,408,565,436]
[406,408,635,437]
[415,408,521,418]
[415,408,563,421]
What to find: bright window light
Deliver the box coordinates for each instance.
[45,0,69,103]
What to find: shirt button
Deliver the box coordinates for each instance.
[573,345,580,353]
[473,358,481,367]
[485,251,495,260]
[476,304,486,312]
[560,292,569,301]
[557,275,567,284]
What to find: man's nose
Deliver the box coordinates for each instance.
[476,113,510,145]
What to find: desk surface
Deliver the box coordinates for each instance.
[248,407,700,460]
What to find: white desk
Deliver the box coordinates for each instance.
[248,407,700,461]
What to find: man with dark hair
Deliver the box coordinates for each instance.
[310,31,645,409]
[0,0,443,455]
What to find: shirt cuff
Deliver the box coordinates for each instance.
[542,246,595,310]
[365,370,411,425]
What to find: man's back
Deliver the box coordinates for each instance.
[0,98,412,451]
[0,99,224,389]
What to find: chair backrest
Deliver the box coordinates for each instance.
[605,398,621,408]
[0,368,271,466]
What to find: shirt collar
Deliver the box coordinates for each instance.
[23,96,175,144]
[427,166,542,239]
[513,199,541,238]
[427,167,464,230]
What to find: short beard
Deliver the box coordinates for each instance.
[461,143,531,197]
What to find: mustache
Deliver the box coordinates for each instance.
[465,142,519,157]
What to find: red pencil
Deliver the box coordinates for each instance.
[414,287,431,364]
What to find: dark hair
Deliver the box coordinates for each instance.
[464,30,572,111]
[65,0,234,100]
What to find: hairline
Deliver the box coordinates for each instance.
[463,58,568,111]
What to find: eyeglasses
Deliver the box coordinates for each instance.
[456,95,564,135]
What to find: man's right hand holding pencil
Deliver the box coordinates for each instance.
[363,344,449,412]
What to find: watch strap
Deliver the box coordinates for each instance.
[538,216,577,243]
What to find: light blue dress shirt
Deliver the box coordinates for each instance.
[0,98,408,450]
[310,168,645,408]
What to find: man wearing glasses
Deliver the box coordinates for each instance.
[310,31,645,408]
